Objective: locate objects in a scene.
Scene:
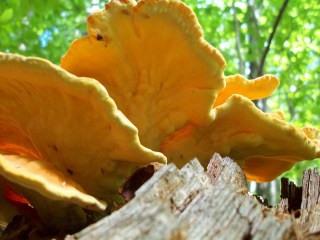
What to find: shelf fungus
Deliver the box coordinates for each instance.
[160,95,320,182]
[0,0,319,233]
[0,53,166,231]
[62,0,319,183]
[213,74,280,107]
[61,0,226,151]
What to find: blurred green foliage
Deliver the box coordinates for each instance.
[0,0,96,62]
[0,0,319,185]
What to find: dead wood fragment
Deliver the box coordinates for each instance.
[278,167,320,239]
[277,198,289,214]
[72,155,296,240]
[297,168,320,237]
[206,153,248,193]
[301,168,320,216]
[280,177,302,212]
[176,186,294,239]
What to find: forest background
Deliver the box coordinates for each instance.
[0,0,319,204]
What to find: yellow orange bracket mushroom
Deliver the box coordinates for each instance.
[160,94,320,182]
[61,0,226,151]
[0,53,165,198]
[0,52,166,229]
[61,0,319,183]
[214,74,280,107]
[0,150,106,211]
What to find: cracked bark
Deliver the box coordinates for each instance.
[71,154,296,240]
[299,168,320,235]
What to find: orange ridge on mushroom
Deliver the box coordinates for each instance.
[61,0,319,182]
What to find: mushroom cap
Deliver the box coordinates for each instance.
[160,94,319,182]
[61,0,226,150]
[214,74,279,107]
[0,53,166,201]
[0,150,106,211]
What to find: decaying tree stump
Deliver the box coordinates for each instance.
[67,154,301,240]
[2,154,320,240]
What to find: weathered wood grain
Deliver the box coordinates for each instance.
[280,177,302,212]
[297,168,320,238]
[72,155,296,240]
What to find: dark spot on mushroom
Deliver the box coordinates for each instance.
[97,34,103,41]
[121,10,130,16]
[108,125,112,130]
[100,168,105,175]
[67,168,73,176]
[49,144,58,152]
[142,13,150,19]
[180,154,183,159]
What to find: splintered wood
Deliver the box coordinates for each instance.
[3,154,320,240]
[298,168,320,237]
[72,154,294,240]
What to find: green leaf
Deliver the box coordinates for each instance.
[0,8,13,24]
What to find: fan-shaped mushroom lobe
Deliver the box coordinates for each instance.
[61,0,226,150]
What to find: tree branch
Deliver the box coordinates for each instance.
[246,0,260,79]
[232,1,244,75]
[257,0,290,76]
